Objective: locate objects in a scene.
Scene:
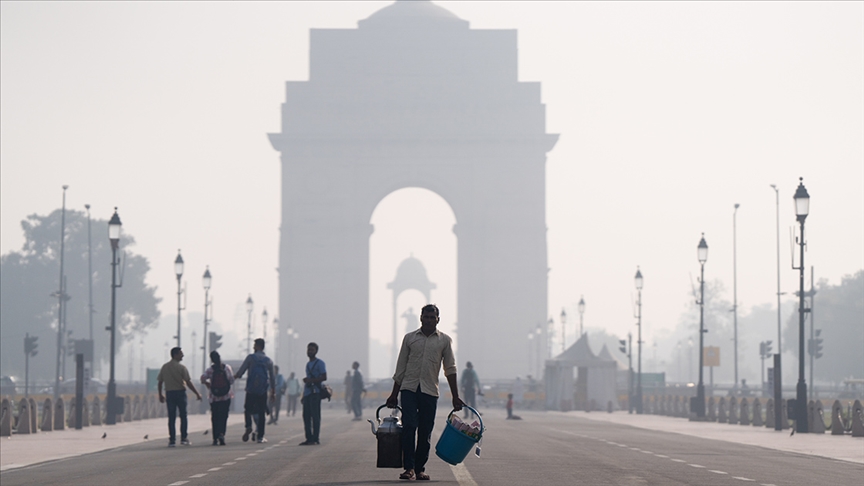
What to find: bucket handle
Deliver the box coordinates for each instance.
[447,405,484,437]
[376,403,402,422]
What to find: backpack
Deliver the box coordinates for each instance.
[211,365,230,397]
[246,354,271,395]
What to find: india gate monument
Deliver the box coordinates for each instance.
[269,0,558,379]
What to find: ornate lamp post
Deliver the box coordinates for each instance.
[106,208,122,425]
[693,234,709,419]
[174,251,185,347]
[246,294,254,354]
[577,296,585,336]
[793,177,810,433]
[262,308,269,341]
[560,309,567,352]
[634,267,644,414]
[201,267,212,379]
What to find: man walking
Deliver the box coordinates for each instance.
[286,372,300,417]
[268,365,286,425]
[460,361,483,418]
[234,338,275,444]
[351,361,366,421]
[343,370,353,414]
[387,304,463,481]
[200,350,234,445]
[157,347,202,447]
[300,342,327,445]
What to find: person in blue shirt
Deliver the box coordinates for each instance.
[234,338,275,444]
[299,342,327,445]
[268,366,286,425]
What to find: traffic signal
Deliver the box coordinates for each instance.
[209,332,222,352]
[618,339,627,354]
[764,340,772,356]
[759,342,765,357]
[24,333,38,357]
[809,330,823,359]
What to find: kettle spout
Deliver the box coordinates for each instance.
[368,419,378,435]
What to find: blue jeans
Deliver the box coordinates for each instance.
[302,393,322,442]
[165,390,188,443]
[400,388,437,473]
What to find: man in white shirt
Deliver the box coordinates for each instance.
[387,304,463,481]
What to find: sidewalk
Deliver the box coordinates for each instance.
[0,413,245,471]
[562,410,864,464]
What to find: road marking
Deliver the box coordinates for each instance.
[671,459,686,463]
[709,470,728,474]
[688,464,705,468]
[168,482,189,486]
[246,453,257,456]
[208,467,223,471]
[189,473,207,478]
[235,457,247,460]
[617,444,627,447]
[280,440,287,443]
[760,484,778,486]
[221,462,236,466]
[641,451,653,454]
[450,463,478,486]
[733,478,755,482]
[654,454,668,458]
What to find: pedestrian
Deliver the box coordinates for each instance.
[268,366,286,425]
[299,342,327,445]
[351,361,366,421]
[387,304,463,481]
[286,371,301,417]
[200,350,234,445]
[157,347,202,447]
[460,361,483,418]
[234,338,276,444]
[505,393,521,420]
[344,370,353,414]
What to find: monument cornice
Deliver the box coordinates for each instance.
[268,133,559,153]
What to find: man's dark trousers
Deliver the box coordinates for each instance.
[166,390,188,444]
[400,387,437,473]
[351,390,363,418]
[302,393,322,442]
[210,400,230,440]
[244,392,268,438]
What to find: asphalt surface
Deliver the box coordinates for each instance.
[1,407,861,485]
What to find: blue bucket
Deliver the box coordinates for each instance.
[435,405,484,465]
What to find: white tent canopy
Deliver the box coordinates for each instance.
[544,334,619,411]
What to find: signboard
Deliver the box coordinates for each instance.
[703,346,720,367]
[638,372,666,387]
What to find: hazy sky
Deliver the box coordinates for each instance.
[2,1,862,378]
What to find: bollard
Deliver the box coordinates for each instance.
[28,398,38,433]
[16,398,32,434]
[831,400,845,435]
[850,400,864,437]
[728,397,738,424]
[811,400,825,434]
[765,398,775,429]
[0,398,11,437]
[82,398,90,427]
[123,396,132,422]
[752,399,763,427]
[91,396,102,426]
[780,399,790,430]
[608,400,613,413]
[41,398,53,431]
[707,397,716,422]
[718,397,727,423]
[133,395,141,421]
[739,398,750,426]
[54,397,65,430]
[67,401,77,428]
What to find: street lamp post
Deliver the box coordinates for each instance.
[527,331,534,377]
[634,267,644,414]
[693,234,709,420]
[262,308,269,342]
[534,324,542,378]
[201,267,212,380]
[272,317,279,367]
[733,203,740,392]
[769,185,782,352]
[792,177,810,433]
[577,297,585,336]
[54,185,69,402]
[106,208,122,425]
[246,295,254,355]
[560,309,567,352]
[174,251,185,347]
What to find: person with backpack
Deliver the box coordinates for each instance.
[200,350,235,445]
[460,361,483,418]
[234,338,276,444]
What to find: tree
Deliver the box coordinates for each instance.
[0,209,161,383]
[783,270,864,384]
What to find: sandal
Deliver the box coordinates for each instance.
[416,472,430,480]
[399,470,415,480]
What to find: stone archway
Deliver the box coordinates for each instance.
[387,255,437,369]
[270,0,557,378]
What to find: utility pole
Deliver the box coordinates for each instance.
[54,185,69,401]
[733,203,740,391]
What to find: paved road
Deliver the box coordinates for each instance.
[1,407,861,485]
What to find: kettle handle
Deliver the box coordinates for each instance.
[376,404,402,421]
